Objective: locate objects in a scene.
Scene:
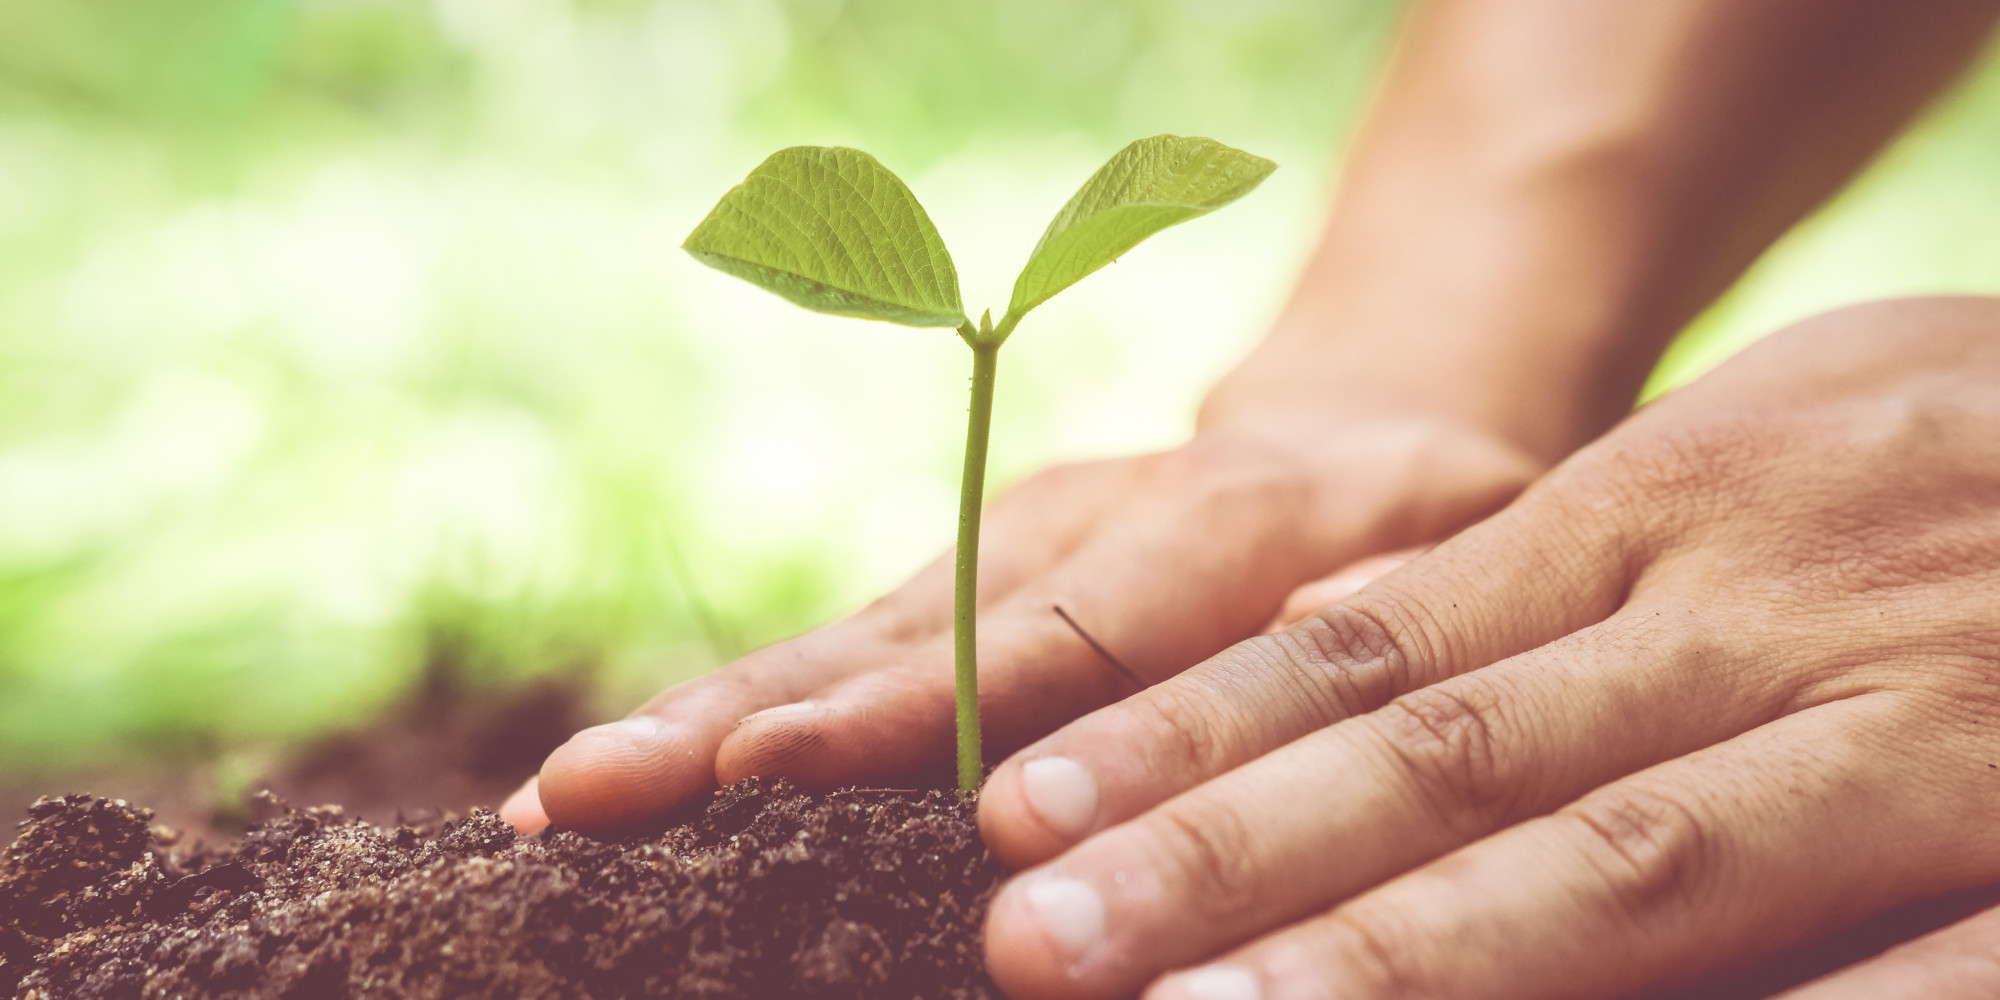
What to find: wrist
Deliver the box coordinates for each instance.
[1202,185,1679,464]
[1200,295,1649,466]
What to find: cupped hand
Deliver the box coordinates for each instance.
[978,296,2000,1000]
[500,404,1536,833]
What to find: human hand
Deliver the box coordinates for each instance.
[1770,884,2000,999]
[502,405,1535,833]
[1264,549,1418,634]
[977,297,2000,1000]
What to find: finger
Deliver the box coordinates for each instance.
[716,624,1101,791]
[716,487,1334,788]
[978,478,1631,869]
[982,600,1755,999]
[1651,884,2000,999]
[530,461,1137,832]
[1264,549,1422,633]
[1146,695,2000,1000]
[499,777,549,834]
[535,620,907,831]
[1776,894,2000,1000]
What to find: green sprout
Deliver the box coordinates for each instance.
[684,134,1275,791]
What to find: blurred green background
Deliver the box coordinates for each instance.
[0,0,1996,782]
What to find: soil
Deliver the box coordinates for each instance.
[251,671,595,833]
[0,666,596,843]
[1,778,1007,999]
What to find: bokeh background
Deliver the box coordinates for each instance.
[2,0,1997,811]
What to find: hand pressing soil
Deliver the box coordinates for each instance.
[1,778,1006,999]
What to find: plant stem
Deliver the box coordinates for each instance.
[953,331,999,792]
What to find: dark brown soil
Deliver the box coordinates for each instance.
[1,779,1006,999]
[252,673,595,832]
[0,669,597,842]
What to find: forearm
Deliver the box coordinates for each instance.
[1203,0,1999,462]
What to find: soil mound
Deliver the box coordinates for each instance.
[1,779,1004,999]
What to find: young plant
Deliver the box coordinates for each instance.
[684,135,1274,791]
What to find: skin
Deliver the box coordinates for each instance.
[505,0,1999,837]
[1780,899,2000,1000]
[979,297,2000,1000]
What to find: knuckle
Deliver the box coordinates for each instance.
[1365,680,1518,837]
[1128,681,1234,780]
[1615,416,1765,493]
[1142,799,1265,923]
[1774,482,2000,602]
[1159,437,1314,519]
[1554,413,1770,542]
[1215,629,1383,730]
[1781,521,1946,599]
[1560,785,1718,921]
[1318,904,1428,997]
[1288,603,1417,716]
[1014,456,1108,494]
[1941,635,2000,708]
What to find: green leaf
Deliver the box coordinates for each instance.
[1008,135,1275,318]
[684,146,968,328]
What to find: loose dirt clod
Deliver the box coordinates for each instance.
[1,779,1006,999]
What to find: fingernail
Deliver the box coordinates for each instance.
[548,717,674,771]
[739,700,818,724]
[499,779,549,833]
[599,716,671,743]
[1163,965,1262,1000]
[1021,756,1099,838]
[1023,876,1105,961]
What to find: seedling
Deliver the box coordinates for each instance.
[684,135,1274,791]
